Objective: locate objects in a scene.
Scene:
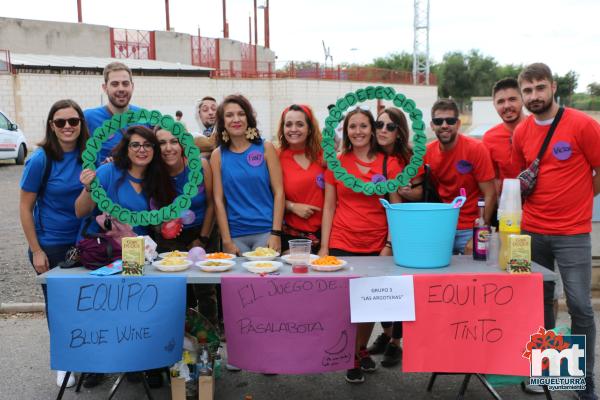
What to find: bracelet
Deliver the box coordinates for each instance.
[270,230,283,237]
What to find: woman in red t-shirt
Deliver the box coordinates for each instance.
[319,107,401,384]
[277,104,325,254]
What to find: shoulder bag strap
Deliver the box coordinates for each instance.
[536,107,564,160]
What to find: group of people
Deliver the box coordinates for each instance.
[18,61,599,398]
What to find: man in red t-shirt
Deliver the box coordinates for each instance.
[424,99,496,254]
[483,78,526,192]
[512,63,600,399]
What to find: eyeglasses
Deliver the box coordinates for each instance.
[432,117,459,126]
[129,142,155,152]
[347,105,371,112]
[52,118,81,128]
[375,121,398,131]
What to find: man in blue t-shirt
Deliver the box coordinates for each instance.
[84,62,141,165]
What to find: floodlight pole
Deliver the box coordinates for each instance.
[165,0,171,31]
[223,0,229,38]
[77,0,82,23]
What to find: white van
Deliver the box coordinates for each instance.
[0,110,27,164]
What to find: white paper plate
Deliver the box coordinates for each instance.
[205,253,237,260]
[281,254,319,265]
[152,259,192,272]
[242,260,282,274]
[242,251,280,261]
[196,260,235,272]
[310,259,347,272]
[158,251,189,259]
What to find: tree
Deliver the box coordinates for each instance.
[371,52,415,71]
[587,82,600,96]
[554,70,578,106]
[466,50,499,96]
[436,52,471,109]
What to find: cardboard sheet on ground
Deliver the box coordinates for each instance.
[48,275,186,373]
[222,275,357,374]
[349,276,415,323]
[403,273,543,376]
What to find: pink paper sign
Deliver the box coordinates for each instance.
[403,273,544,376]
[222,275,357,374]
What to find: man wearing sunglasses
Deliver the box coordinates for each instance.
[424,99,496,254]
[84,62,141,166]
[512,63,600,400]
[483,78,526,194]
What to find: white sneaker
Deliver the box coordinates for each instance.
[56,370,76,388]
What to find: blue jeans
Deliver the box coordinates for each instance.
[453,229,471,255]
[523,231,596,378]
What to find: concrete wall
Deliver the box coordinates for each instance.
[8,72,437,148]
[0,17,110,57]
[154,31,192,65]
[471,97,500,128]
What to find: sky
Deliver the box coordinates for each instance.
[2,0,599,91]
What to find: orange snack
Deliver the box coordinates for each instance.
[206,252,233,259]
[312,256,342,266]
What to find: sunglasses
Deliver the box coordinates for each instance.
[375,121,398,131]
[432,117,459,126]
[52,118,81,128]
[129,142,155,152]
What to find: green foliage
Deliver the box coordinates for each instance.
[553,70,578,106]
[371,52,415,71]
[587,82,600,96]
[572,93,600,111]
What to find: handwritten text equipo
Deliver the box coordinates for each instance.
[69,325,152,348]
[237,278,344,308]
[427,279,514,306]
[76,281,159,312]
[237,318,324,335]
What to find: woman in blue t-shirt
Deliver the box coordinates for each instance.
[75,126,175,236]
[19,99,90,387]
[210,94,284,255]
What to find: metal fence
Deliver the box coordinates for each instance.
[110,28,156,60]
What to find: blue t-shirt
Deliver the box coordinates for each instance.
[173,166,207,229]
[84,105,141,166]
[20,149,83,246]
[221,141,273,237]
[79,163,149,238]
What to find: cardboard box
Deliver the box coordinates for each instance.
[508,234,532,274]
[122,236,145,275]
[170,375,214,400]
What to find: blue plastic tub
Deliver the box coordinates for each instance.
[380,197,465,268]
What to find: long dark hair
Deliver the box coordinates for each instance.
[277,104,322,163]
[342,108,378,158]
[214,94,262,148]
[377,107,412,164]
[111,126,176,208]
[40,99,89,161]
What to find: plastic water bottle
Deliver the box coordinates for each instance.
[486,228,499,268]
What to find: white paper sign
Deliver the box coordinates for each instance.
[349,276,415,323]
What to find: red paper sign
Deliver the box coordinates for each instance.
[403,273,544,375]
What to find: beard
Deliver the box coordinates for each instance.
[525,97,553,115]
[107,93,131,110]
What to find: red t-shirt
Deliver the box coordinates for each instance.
[425,134,495,229]
[512,108,600,234]
[325,152,402,253]
[483,123,522,180]
[279,148,325,233]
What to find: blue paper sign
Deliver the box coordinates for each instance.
[47,275,186,373]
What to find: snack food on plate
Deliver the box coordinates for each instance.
[162,257,188,266]
[254,262,274,268]
[206,252,233,259]
[247,247,277,257]
[165,250,188,258]
[313,255,342,266]
[203,261,230,267]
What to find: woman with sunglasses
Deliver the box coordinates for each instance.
[210,94,284,255]
[277,104,324,254]
[76,126,175,238]
[366,107,424,369]
[318,107,401,384]
[19,99,89,388]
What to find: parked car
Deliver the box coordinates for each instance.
[0,110,27,164]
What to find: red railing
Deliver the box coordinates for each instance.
[191,36,219,69]
[210,61,435,85]
[110,28,156,60]
[0,49,11,73]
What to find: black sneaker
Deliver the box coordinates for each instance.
[367,332,390,355]
[358,348,377,372]
[82,373,103,388]
[345,359,364,384]
[381,342,402,368]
